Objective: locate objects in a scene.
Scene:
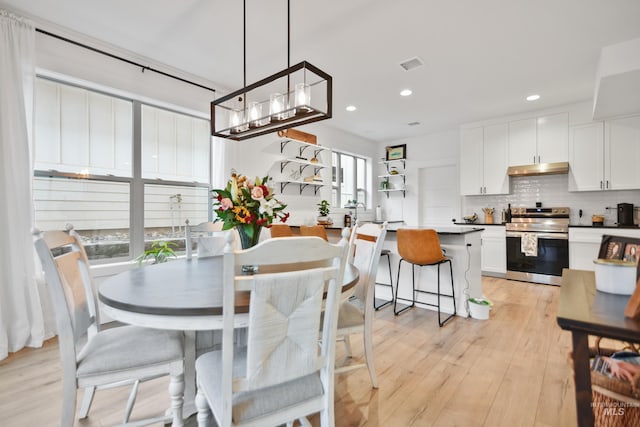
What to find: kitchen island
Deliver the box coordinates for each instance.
[379,224,484,318]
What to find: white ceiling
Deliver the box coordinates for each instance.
[3,0,640,142]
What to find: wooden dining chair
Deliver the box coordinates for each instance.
[185,220,225,258]
[194,230,350,427]
[300,224,329,241]
[33,225,185,427]
[336,221,388,388]
[268,223,293,238]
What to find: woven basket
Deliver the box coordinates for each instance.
[589,338,640,426]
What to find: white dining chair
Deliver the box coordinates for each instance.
[185,220,225,259]
[337,221,388,388]
[33,224,185,427]
[194,231,350,427]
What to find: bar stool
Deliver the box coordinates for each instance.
[374,249,394,310]
[393,228,456,327]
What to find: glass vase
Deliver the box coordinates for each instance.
[237,225,262,273]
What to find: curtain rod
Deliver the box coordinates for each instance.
[35,28,216,93]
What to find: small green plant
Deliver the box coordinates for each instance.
[136,240,177,265]
[317,199,331,217]
[468,297,492,306]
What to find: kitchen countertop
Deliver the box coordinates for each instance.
[385,223,484,234]
[569,224,640,229]
[291,222,485,235]
[454,222,505,226]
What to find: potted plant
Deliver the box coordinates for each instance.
[317,199,332,225]
[136,240,177,266]
[468,297,492,320]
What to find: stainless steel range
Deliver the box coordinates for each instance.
[505,207,570,285]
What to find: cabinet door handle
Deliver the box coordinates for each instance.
[600,180,603,190]
[538,155,541,164]
[533,155,536,164]
[606,180,609,189]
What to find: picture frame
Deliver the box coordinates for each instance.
[385,144,406,161]
[598,235,640,263]
[596,234,640,318]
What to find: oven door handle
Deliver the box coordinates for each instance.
[506,231,569,240]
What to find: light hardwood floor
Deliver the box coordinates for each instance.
[0,277,579,426]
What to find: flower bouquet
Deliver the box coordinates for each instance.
[212,172,289,249]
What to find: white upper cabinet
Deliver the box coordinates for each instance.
[569,115,640,191]
[460,124,508,196]
[606,115,640,190]
[537,113,569,164]
[483,123,509,195]
[508,113,569,166]
[568,122,604,191]
[508,118,536,166]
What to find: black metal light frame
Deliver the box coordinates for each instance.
[210,0,332,141]
[211,61,332,141]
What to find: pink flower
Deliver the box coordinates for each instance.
[251,186,264,200]
[220,198,233,210]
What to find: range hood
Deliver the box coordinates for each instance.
[507,161,569,177]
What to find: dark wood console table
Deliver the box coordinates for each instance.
[557,269,640,427]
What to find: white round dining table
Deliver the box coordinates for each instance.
[98,255,359,419]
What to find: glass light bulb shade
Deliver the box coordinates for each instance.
[247,101,262,127]
[270,93,284,120]
[294,83,310,108]
[229,109,245,134]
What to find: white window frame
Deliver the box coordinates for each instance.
[33,76,212,264]
[331,150,370,210]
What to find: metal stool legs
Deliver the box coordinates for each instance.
[393,257,456,327]
[374,249,394,310]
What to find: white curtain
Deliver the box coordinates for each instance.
[0,10,46,360]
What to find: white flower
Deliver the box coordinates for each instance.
[259,198,278,216]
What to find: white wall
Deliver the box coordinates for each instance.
[377,129,460,225]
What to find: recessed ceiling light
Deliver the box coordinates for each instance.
[526,94,540,101]
[346,105,357,112]
[400,89,412,97]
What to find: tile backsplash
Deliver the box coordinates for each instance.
[463,174,640,226]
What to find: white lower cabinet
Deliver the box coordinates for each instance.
[459,225,506,275]
[569,227,640,271]
[480,226,506,275]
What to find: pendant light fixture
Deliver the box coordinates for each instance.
[211,0,332,141]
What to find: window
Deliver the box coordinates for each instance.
[331,150,369,208]
[33,78,212,262]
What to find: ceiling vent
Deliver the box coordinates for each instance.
[399,57,424,71]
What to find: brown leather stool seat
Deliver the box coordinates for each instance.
[394,228,456,326]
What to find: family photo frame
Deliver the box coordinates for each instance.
[599,235,640,265]
[598,235,640,318]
